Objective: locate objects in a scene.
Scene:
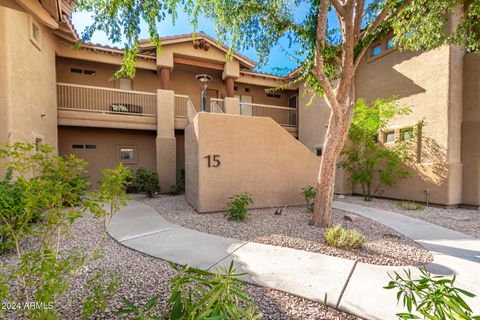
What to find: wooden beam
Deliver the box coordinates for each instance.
[173,56,224,71]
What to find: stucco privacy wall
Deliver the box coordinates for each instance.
[0,1,58,148]
[462,53,480,207]
[58,126,157,183]
[185,112,320,213]
[298,46,462,205]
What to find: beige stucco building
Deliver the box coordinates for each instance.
[1,0,479,209]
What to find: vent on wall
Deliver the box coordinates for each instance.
[267,93,281,99]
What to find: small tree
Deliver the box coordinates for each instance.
[338,98,413,201]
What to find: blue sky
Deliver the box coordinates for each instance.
[72,4,338,76]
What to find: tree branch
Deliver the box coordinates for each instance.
[331,0,346,17]
[354,0,365,37]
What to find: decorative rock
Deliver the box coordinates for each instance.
[343,214,362,222]
[338,195,346,199]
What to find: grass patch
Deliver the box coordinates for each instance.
[324,224,365,249]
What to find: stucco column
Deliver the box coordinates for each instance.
[156,89,176,192]
[224,97,240,115]
[160,68,170,90]
[225,77,235,97]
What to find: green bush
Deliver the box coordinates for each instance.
[135,167,160,197]
[224,192,253,221]
[384,267,479,320]
[0,142,130,319]
[395,200,425,211]
[300,186,316,212]
[117,262,262,319]
[338,98,413,201]
[169,168,185,195]
[324,224,365,249]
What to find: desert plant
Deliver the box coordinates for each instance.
[395,200,425,211]
[224,192,253,221]
[135,167,160,197]
[168,262,261,319]
[324,224,364,249]
[0,142,130,319]
[301,186,316,212]
[384,267,479,320]
[83,271,121,319]
[169,168,186,195]
[338,98,414,201]
[116,295,162,320]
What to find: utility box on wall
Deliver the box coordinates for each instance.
[185,112,320,213]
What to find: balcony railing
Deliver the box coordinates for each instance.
[57,83,157,116]
[240,102,297,127]
[210,98,225,113]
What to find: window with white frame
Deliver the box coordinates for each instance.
[29,16,41,49]
[383,131,395,143]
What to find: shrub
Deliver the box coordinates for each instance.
[395,200,425,211]
[300,186,316,212]
[224,192,253,221]
[135,167,160,197]
[324,224,364,249]
[384,267,479,320]
[0,142,130,319]
[338,98,414,201]
[169,168,185,195]
[118,262,262,319]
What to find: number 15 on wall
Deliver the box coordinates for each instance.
[204,155,221,167]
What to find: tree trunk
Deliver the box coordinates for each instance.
[310,106,354,227]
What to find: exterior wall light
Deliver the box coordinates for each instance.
[196,74,212,112]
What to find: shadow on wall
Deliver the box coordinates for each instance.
[416,136,448,186]
[358,52,427,101]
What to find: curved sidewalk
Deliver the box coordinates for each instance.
[107,200,480,320]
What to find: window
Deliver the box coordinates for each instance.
[266,93,281,99]
[119,78,133,90]
[386,37,395,49]
[314,147,323,157]
[384,131,395,143]
[70,68,96,75]
[371,44,382,57]
[117,145,137,164]
[72,144,97,149]
[29,17,41,49]
[400,127,414,141]
[373,134,379,143]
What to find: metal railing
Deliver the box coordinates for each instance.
[210,98,225,113]
[174,94,190,117]
[239,102,297,127]
[57,83,157,116]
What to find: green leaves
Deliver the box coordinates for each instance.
[385,267,479,320]
[224,192,254,221]
[338,98,413,201]
[300,185,316,212]
[167,262,262,319]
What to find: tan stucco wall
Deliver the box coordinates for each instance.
[0,1,58,149]
[462,53,480,206]
[58,126,157,183]
[185,112,319,212]
[298,45,464,205]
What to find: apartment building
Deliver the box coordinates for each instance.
[1,0,479,209]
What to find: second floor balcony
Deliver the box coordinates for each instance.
[56,83,298,135]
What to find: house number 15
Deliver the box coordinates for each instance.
[204,155,221,167]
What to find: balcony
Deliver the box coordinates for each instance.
[57,83,297,135]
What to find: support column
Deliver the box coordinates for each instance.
[225,77,235,97]
[156,89,176,192]
[224,97,240,115]
[160,68,170,90]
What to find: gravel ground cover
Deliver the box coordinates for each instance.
[0,213,358,320]
[338,195,480,239]
[139,195,433,266]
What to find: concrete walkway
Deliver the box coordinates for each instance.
[108,200,480,320]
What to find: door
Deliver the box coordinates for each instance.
[288,94,298,126]
[236,95,253,116]
[206,89,218,112]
